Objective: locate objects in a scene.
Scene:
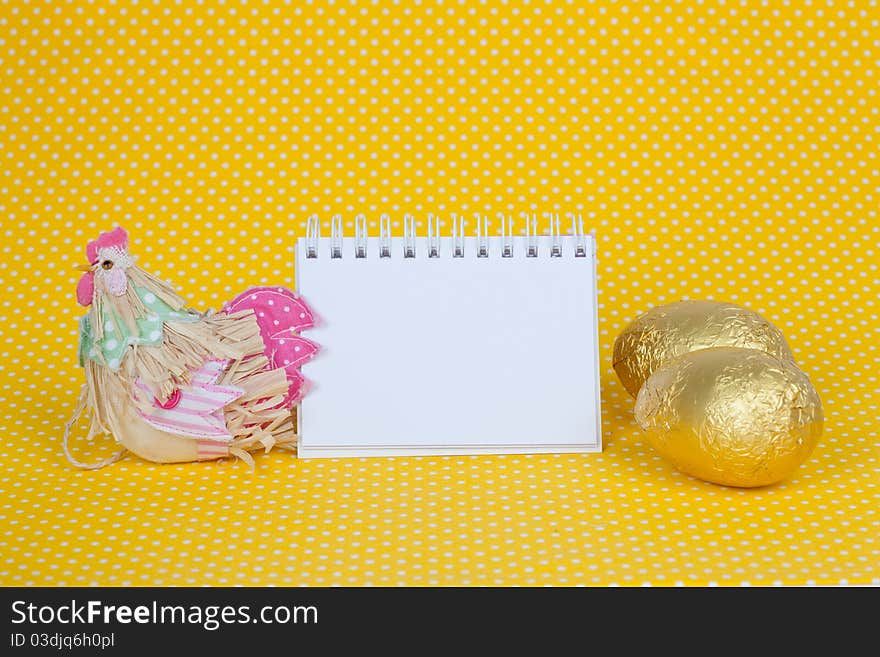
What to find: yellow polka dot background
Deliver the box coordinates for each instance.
[1,0,877,586]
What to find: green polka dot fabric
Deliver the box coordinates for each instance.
[78,286,193,371]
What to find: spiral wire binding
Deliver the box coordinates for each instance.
[403,214,416,258]
[313,213,591,260]
[569,212,587,257]
[547,212,562,258]
[452,213,465,258]
[355,214,368,258]
[306,214,320,258]
[427,213,440,258]
[475,213,489,258]
[331,214,343,259]
[379,214,392,258]
[523,212,538,257]
[499,212,514,258]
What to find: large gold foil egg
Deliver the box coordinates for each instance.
[634,347,823,488]
[613,300,794,398]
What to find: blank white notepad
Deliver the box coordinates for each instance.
[295,230,601,458]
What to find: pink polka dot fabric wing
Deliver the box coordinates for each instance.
[222,287,319,406]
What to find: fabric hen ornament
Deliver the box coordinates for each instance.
[65,227,318,469]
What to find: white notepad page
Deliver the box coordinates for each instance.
[296,235,601,457]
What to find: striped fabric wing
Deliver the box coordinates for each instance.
[135,359,244,441]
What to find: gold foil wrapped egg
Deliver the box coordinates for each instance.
[613,300,794,398]
[634,347,823,488]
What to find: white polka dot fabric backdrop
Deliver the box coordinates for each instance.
[0,0,877,585]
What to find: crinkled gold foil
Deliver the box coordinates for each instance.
[613,300,794,398]
[634,347,823,488]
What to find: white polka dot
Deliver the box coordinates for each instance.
[143,293,157,304]
[105,339,118,350]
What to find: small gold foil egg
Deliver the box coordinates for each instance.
[634,347,823,488]
[613,300,795,398]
